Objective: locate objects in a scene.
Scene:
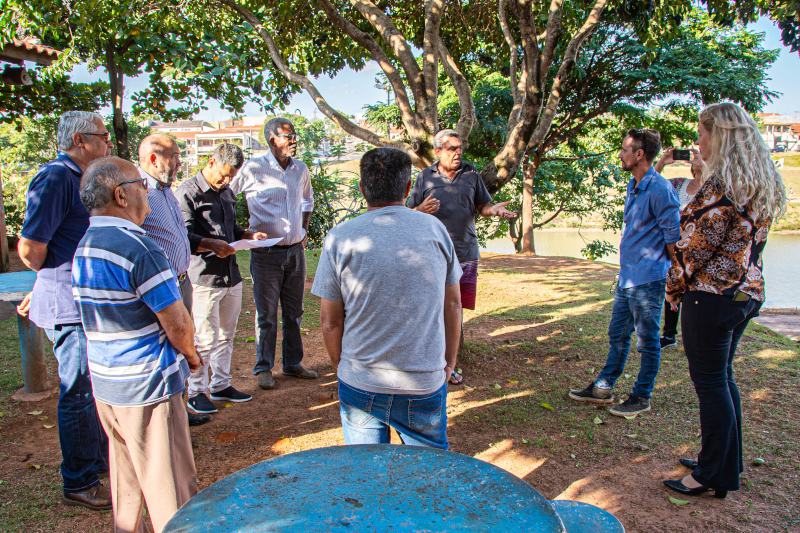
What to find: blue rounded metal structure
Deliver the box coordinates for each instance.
[164,444,567,532]
[550,500,625,533]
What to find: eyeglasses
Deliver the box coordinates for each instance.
[116,177,148,190]
[81,132,112,142]
[275,134,299,141]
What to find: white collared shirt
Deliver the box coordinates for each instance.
[229,151,314,245]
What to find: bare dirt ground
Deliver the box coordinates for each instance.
[1,253,798,532]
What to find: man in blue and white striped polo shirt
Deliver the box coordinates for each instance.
[72,156,203,533]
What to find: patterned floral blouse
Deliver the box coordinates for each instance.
[666,176,772,302]
[669,177,696,211]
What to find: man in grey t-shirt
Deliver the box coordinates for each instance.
[312,147,462,449]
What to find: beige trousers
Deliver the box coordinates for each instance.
[96,394,197,533]
[188,282,243,397]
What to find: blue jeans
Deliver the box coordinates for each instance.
[595,279,665,398]
[250,245,306,375]
[338,380,449,450]
[46,324,109,493]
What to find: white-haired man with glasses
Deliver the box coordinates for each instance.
[229,117,317,391]
[17,110,113,510]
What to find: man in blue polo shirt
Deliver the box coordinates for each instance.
[73,156,203,532]
[569,129,680,417]
[17,111,112,510]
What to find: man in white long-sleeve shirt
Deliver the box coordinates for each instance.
[229,118,317,390]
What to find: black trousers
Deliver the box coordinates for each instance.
[662,301,680,339]
[681,291,761,491]
[250,244,306,374]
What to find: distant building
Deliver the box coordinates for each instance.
[140,119,215,133]
[195,128,269,160]
[758,113,800,151]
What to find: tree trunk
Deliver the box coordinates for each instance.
[521,153,541,254]
[106,45,129,161]
[508,215,524,253]
[0,167,10,273]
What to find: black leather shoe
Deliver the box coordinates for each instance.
[187,409,210,426]
[663,479,727,499]
[679,458,698,470]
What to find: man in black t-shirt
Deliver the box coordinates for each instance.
[408,129,515,382]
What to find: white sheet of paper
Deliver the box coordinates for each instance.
[229,237,284,251]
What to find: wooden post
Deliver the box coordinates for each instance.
[0,167,11,273]
[16,310,47,393]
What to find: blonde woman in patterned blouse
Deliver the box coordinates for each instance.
[663,103,787,500]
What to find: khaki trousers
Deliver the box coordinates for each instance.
[96,394,197,533]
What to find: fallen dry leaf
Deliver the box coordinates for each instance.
[215,432,242,443]
[44,424,55,429]
[669,496,690,506]
[593,417,604,425]
[541,403,554,411]
[28,411,42,416]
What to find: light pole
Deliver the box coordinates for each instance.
[374,79,392,137]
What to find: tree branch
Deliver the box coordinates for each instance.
[422,0,444,132]
[433,34,476,142]
[218,0,430,168]
[540,149,613,162]
[499,0,523,133]
[541,96,627,152]
[315,0,425,138]
[527,0,608,149]
[349,0,429,126]
[537,0,564,86]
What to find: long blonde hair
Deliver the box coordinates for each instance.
[699,103,787,221]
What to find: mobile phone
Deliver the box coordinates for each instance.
[672,149,691,161]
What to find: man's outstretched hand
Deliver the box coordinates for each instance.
[483,201,516,218]
[415,193,440,214]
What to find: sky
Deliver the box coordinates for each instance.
[67,17,800,122]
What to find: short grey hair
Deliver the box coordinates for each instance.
[433,129,460,150]
[138,133,177,164]
[210,143,245,170]
[58,111,104,151]
[263,117,294,142]
[80,156,130,212]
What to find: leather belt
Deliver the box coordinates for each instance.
[270,243,299,249]
[177,272,188,283]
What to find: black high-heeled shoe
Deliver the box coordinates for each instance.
[679,458,698,470]
[663,479,727,499]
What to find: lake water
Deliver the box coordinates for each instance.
[481,230,800,309]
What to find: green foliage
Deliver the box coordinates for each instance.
[581,240,618,261]
[306,169,340,250]
[0,71,108,124]
[328,143,346,161]
[0,114,152,234]
[109,114,153,161]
